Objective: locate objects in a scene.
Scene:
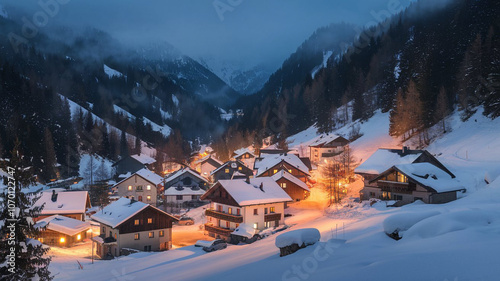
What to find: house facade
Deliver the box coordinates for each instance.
[33,190,91,221]
[35,215,90,247]
[355,147,456,202]
[113,168,163,206]
[271,170,310,201]
[367,163,465,205]
[309,134,350,164]
[232,148,255,169]
[193,156,222,180]
[200,178,292,242]
[164,186,206,205]
[164,167,209,190]
[112,153,156,178]
[91,197,178,259]
[254,154,310,183]
[211,160,254,182]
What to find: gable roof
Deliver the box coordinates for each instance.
[210,160,253,176]
[355,148,423,175]
[309,134,349,148]
[254,154,310,176]
[34,190,90,215]
[202,178,292,206]
[195,155,223,166]
[112,153,156,167]
[165,167,208,185]
[373,163,466,193]
[35,215,90,236]
[114,168,164,187]
[271,170,310,191]
[91,197,178,228]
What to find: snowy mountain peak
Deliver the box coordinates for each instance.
[0,5,8,18]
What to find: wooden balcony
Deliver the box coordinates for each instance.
[264,213,281,222]
[204,224,233,237]
[205,209,243,223]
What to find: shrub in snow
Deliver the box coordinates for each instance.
[383,211,440,240]
[275,228,320,257]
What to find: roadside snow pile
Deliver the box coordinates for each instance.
[403,209,497,240]
[275,228,320,248]
[383,211,440,240]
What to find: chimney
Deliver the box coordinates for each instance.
[51,190,58,202]
[259,182,264,191]
[402,146,409,155]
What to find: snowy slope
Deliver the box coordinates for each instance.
[103,64,124,78]
[0,4,7,18]
[112,104,172,137]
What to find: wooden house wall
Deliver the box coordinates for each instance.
[276,178,309,201]
[117,206,175,235]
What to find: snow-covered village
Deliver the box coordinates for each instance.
[0,0,499,280]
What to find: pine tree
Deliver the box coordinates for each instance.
[0,140,53,280]
[435,86,450,133]
[42,128,58,183]
[119,131,129,158]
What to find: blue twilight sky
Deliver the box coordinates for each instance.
[3,0,415,69]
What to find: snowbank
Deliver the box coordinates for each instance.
[383,211,440,239]
[275,228,320,248]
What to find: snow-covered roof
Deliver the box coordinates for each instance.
[232,223,258,238]
[254,154,310,177]
[195,155,223,166]
[271,170,310,191]
[233,148,255,159]
[211,160,252,175]
[355,148,422,175]
[35,215,90,236]
[91,197,177,228]
[394,163,466,193]
[115,168,163,186]
[164,186,206,196]
[130,154,156,165]
[309,134,348,147]
[34,190,90,215]
[165,168,208,185]
[215,177,292,206]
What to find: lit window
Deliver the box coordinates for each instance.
[128,185,132,191]
[38,238,44,243]
[147,185,151,190]
[77,234,81,241]
[253,223,258,229]
[270,207,275,213]
[288,169,292,174]
[134,233,140,240]
[148,218,153,224]
[225,169,230,173]
[134,219,140,225]
[159,230,164,237]
[273,169,278,174]
[228,208,232,215]
[114,233,117,239]
[59,237,65,243]
[281,183,287,188]
[149,232,154,238]
[147,195,151,201]
[238,167,242,171]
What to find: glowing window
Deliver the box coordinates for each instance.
[281,183,287,188]
[147,185,151,190]
[270,207,275,213]
[59,237,65,243]
[128,186,132,191]
[149,232,154,238]
[159,230,164,237]
[134,233,140,240]
[225,169,230,173]
[273,169,278,174]
[147,195,151,201]
[77,234,81,241]
[134,219,140,225]
[148,218,153,224]
[253,223,258,229]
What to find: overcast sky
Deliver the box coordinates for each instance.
[3,0,414,69]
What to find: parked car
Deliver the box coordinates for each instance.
[202,239,227,252]
[177,216,194,226]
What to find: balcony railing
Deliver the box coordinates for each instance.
[264,213,281,222]
[204,224,233,237]
[205,209,243,223]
